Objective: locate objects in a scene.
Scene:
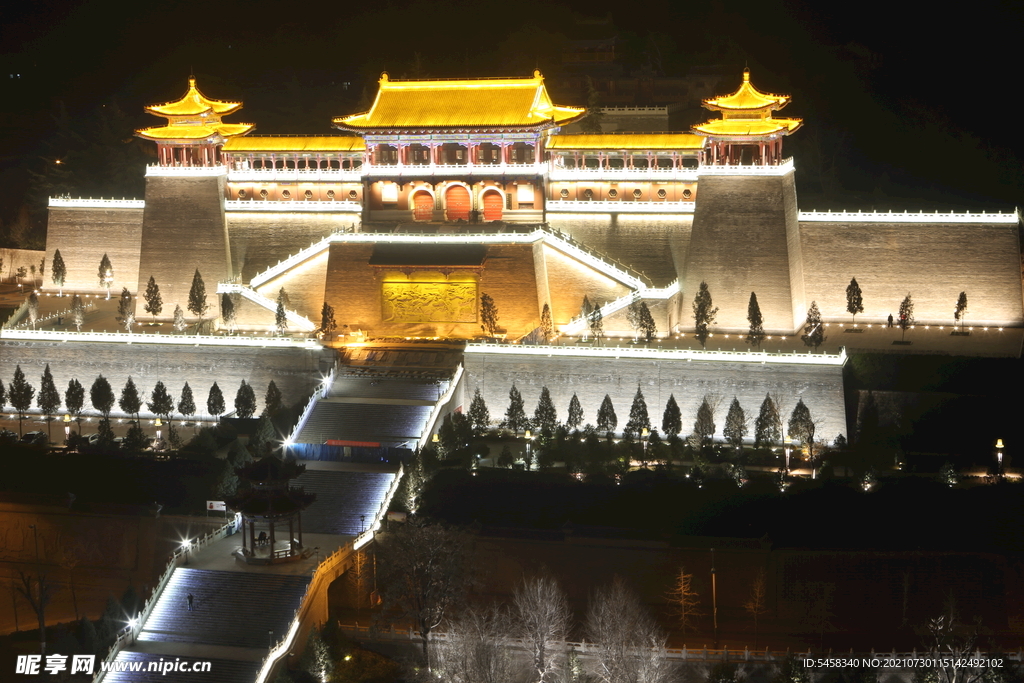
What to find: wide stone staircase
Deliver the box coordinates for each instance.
[295,468,397,536]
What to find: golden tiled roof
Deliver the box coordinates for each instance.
[703,70,790,111]
[135,123,255,141]
[146,78,243,117]
[691,118,802,137]
[222,136,366,153]
[334,72,585,130]
[547,133,705,151]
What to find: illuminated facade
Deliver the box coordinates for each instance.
[43,72,1022,340]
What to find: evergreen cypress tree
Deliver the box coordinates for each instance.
[693,397,716,447]
[116,287,134,332]
[234,380,257,418]
[754,394,782,449]
[275,288,288,335]
[148,381,174,420]
[177,382,196,422]
[207,382,225,418]
[692,281,719,348]
[788,398,815,448]
[596,394,617,435]
[264,380,282,417]
[187,269,208,333]
[846,277,864,325]
[801,301,825,350]
[98,253,113,299]
[220,293,236,332]
[540,303,554,342]
[480,293,499,336]
[318,301,337,339]
[589,306,603,341]
[144,276,162,321]
[65,378,85,430]
[898,293,915,341]
[27,291,39,328]
[533,387,558,430]
[503,384,528,432]
[119,377,141,421]
[468,387,490,434]
[954,292,968,332]
[662,394,682,437]
[173,304,186,333]
[746,292,765,348]
[37,364,61,442]
[0,379,5,414]
[51,249,66,296]
[637,302,657,341]
[566,392,584,430]
[90,375,114,421]
[70,294,85,331]
[624,384,651,437]
[9,365,35,436]
[723,397,748,450]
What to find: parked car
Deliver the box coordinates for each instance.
[0,429,17,443]
[20,431,48,446]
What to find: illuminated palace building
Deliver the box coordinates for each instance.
[46,71,1022,341]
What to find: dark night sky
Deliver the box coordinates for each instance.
[2,0,1022,216]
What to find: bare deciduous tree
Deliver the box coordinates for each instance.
[513,574,572,683]
[666,567,702,637]
[744,568,768,648]
[433,604,521,683]
[587,577,670,683]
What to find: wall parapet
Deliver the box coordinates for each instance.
[465,342,847,366]
[798,209,1020,223]
[0,327,321,348]
[225,200,362,212]
[697,158,794,176]
[145,165,227,177]
[546,199,695,213]
[48,197,145,209]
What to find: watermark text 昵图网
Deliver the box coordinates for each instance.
[16,654,214,676]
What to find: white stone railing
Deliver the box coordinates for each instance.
[547,167,699,181]
[698,158,794,176]
[363,161,545,177]
[599,106,672,114]
[227,168,363,182]
[48,197,145,209]
[0,327,321,347]
[419,364,463,450]
[145,165,227,177]
[546,199,695,213]
[466,342,848,366]
[225,200,362,212]
[798,209,1020,223]
[284,367,336,446]
[216,283,317,332]
[560,281,680,335]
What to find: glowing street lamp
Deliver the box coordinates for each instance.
[128,616,138,645]
[525,429,533,468]
[155,417,162,444]
[63,414,71,443]
[641,427,650,465]
[783,433,792,473]
[182,539,192,565]
[996,438,1005,476]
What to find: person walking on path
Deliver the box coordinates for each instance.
[887,314,894,328]
[187,593,194,611]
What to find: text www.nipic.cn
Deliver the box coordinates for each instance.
[15,654,214,676]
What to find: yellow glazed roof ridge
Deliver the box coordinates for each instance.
[222,136,366,152]
[146,78,244,117]
[135,122,255,141]
[691,118,803,136]
[547,133,706,150]
[333,71,584,129]
[703,70,790,111]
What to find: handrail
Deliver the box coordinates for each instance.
[798,208,1020,223]
[698,159,794,175]
[546,199,695,213]
[94,517,238,683]
[215,283,317,332]
[0,327,321,347]
[284,367,336,446]
[225,200,362,212]
[48,197,145,209]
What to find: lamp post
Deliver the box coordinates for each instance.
[783,433,792,473]
[996,438,1005,477]
[524,429,532,469]
[182,539,192,565]
[128,616,137,645]
[154,417,162,450]
[28,524,45,654]
[63,414,71,444]
[314,546,320,565]
[641,427,649,466]
[710,547,718,649]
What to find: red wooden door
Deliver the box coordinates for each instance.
[412,191,433,221]
[445,185,470,221]
[482,191,503,221]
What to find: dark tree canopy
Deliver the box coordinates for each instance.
[503,383,529,432]
[480,293,499,336]
[263,380,282,417]
[275,288,288,334]
[207,382,225,417]
[37,365,61,438]
[693,397,716,447]
[10,365,35,435]
[220,293,236,331]
[178,382,196,419]
[51,249,66,293]
[801,301,825,350]
[898,293,915,340]
[98,253,113,294]
[723,397,748,449]
[148,381,174,418]
[468,387,490,434]
[65,378,84,421]
[580,295,593,318]
[318,301,336,338]
[90,375,114,418]
[144,276,162,319]
[746,292,765,348]
[954,291,968,332]
[187,269,208,322]
[589,305,603,340]
[596,394,617,434]
[692,281,719,348]
[0,379,5,412]
[119,377,141,419]
[566,392,584,430]
[234,380,257,419]
[116,287,134,332]
[540,303,554,341]
[533,387,558,430]
[70,294,85,331]
[788,398,816,447]
[624,385,651,437]
[754,394,782,449]
[662,393,682,437]
[846,277,864,324]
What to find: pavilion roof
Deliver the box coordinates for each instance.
[135,122,255,142]
[703,70,791,111]
[236,455,307,484]
[691,118,802,137]
[333,72,585,131]
[146,78,243,117]
[547,133,705,151]
[222,136,366,153]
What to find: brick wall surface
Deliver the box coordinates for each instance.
[135,176,230,322]
[540,244,631,325]
[45,208,143,294]
[684,174,800,333]
[547,215,689,288]
[0,339,330,418]
[464,352,847,441]
[227,212,357,282]
[800,221,1024,325]
[255,251,329,324]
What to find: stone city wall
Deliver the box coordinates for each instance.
[0,339,330,419]
[464,351,847,442]
[800,220,1024,326]
[227,212,356,282]
[684,174,804,333]
[537,244,631,327]
[254,250,330,325]
[44,208,143,295]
